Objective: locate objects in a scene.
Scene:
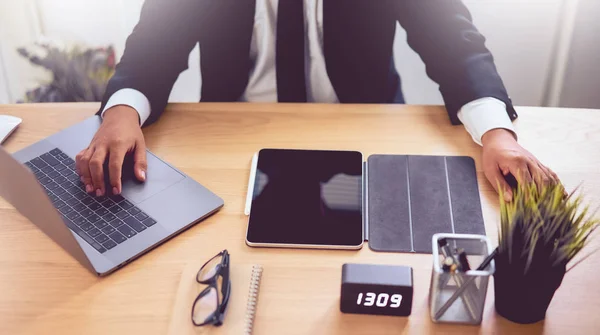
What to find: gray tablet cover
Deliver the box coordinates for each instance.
[367,155,485,253]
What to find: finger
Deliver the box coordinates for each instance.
[537,164,554,184]
[74,156,81,175]
[89,147,108,196]
[76,148,95,193]
[485,163,513,202]
[133,138,147,182]
[75,148,86,177]
[527,160,550,190]
[508,161,533,185]
[108,146,127,195]
[537,162,564,192]
[535,163,557,185]
[543,165,560,184]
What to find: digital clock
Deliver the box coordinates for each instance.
[340,263,413,316]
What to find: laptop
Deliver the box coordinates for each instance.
[0,116,224,276]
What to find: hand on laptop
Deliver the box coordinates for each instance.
[481,128,562,202]
[76,106,147,196]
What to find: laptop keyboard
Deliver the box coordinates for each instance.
[24,148,157,254]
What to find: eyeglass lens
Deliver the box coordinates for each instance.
[197,254,223,282]
[193,286,218,325]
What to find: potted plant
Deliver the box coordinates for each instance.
[17,42,115,102]
[494,183,598,324]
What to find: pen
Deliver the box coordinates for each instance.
[457,249,471,271]
[475,247,497,271]
[434,247,498,320]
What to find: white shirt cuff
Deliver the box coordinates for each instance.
[101,88,151,126]
[457,97,517,146]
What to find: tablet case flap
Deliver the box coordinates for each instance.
[367,155,485,253]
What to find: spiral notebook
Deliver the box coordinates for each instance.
[167,263,263,335]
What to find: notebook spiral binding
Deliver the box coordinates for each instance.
[244,265,263,335]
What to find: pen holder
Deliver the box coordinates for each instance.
[429,233,495,324]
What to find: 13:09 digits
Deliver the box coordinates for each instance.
[356,292,402,308]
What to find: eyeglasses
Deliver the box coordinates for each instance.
[191,249,231,327]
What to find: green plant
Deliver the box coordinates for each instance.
[494,182,599,323]
[498,183,599,274]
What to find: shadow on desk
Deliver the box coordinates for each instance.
[485,311,545,335]
[317,305,408,335]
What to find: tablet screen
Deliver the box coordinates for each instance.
[247,149,363,247]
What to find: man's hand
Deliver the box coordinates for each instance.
[76,106,147,196]
[481,128,560,202]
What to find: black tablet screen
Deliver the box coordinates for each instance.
[247,149,363,247]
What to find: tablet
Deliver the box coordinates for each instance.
[246,149,364,249]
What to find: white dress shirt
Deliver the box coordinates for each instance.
[103,0,515,145]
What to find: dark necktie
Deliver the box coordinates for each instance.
[276,0,307,102]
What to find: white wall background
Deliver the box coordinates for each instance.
[0,0,45,104]
[559,0,600,108]
[0,0,597,108]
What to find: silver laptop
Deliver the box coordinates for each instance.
[0,116,224,276]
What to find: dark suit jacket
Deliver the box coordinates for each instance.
[100,0,518,126]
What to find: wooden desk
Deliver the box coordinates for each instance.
[1,103,599,335]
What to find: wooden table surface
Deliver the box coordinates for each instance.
[1,103,599,335]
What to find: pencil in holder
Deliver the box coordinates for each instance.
[429,233,495,324]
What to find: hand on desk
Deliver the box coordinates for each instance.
[481,128,561,202]
[75,106,147,196]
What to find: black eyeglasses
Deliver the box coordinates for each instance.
[191,249,231,327]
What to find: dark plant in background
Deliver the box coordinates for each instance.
[494,183,599,324]
[17,43,115,102]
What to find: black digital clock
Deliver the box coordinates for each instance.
[340,263,413,316]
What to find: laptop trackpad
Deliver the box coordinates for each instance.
[117,151,185,204]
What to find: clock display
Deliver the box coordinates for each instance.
[356,292,403,308]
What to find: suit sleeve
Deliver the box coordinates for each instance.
[98,0,210,126]
[395,0,518,125]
